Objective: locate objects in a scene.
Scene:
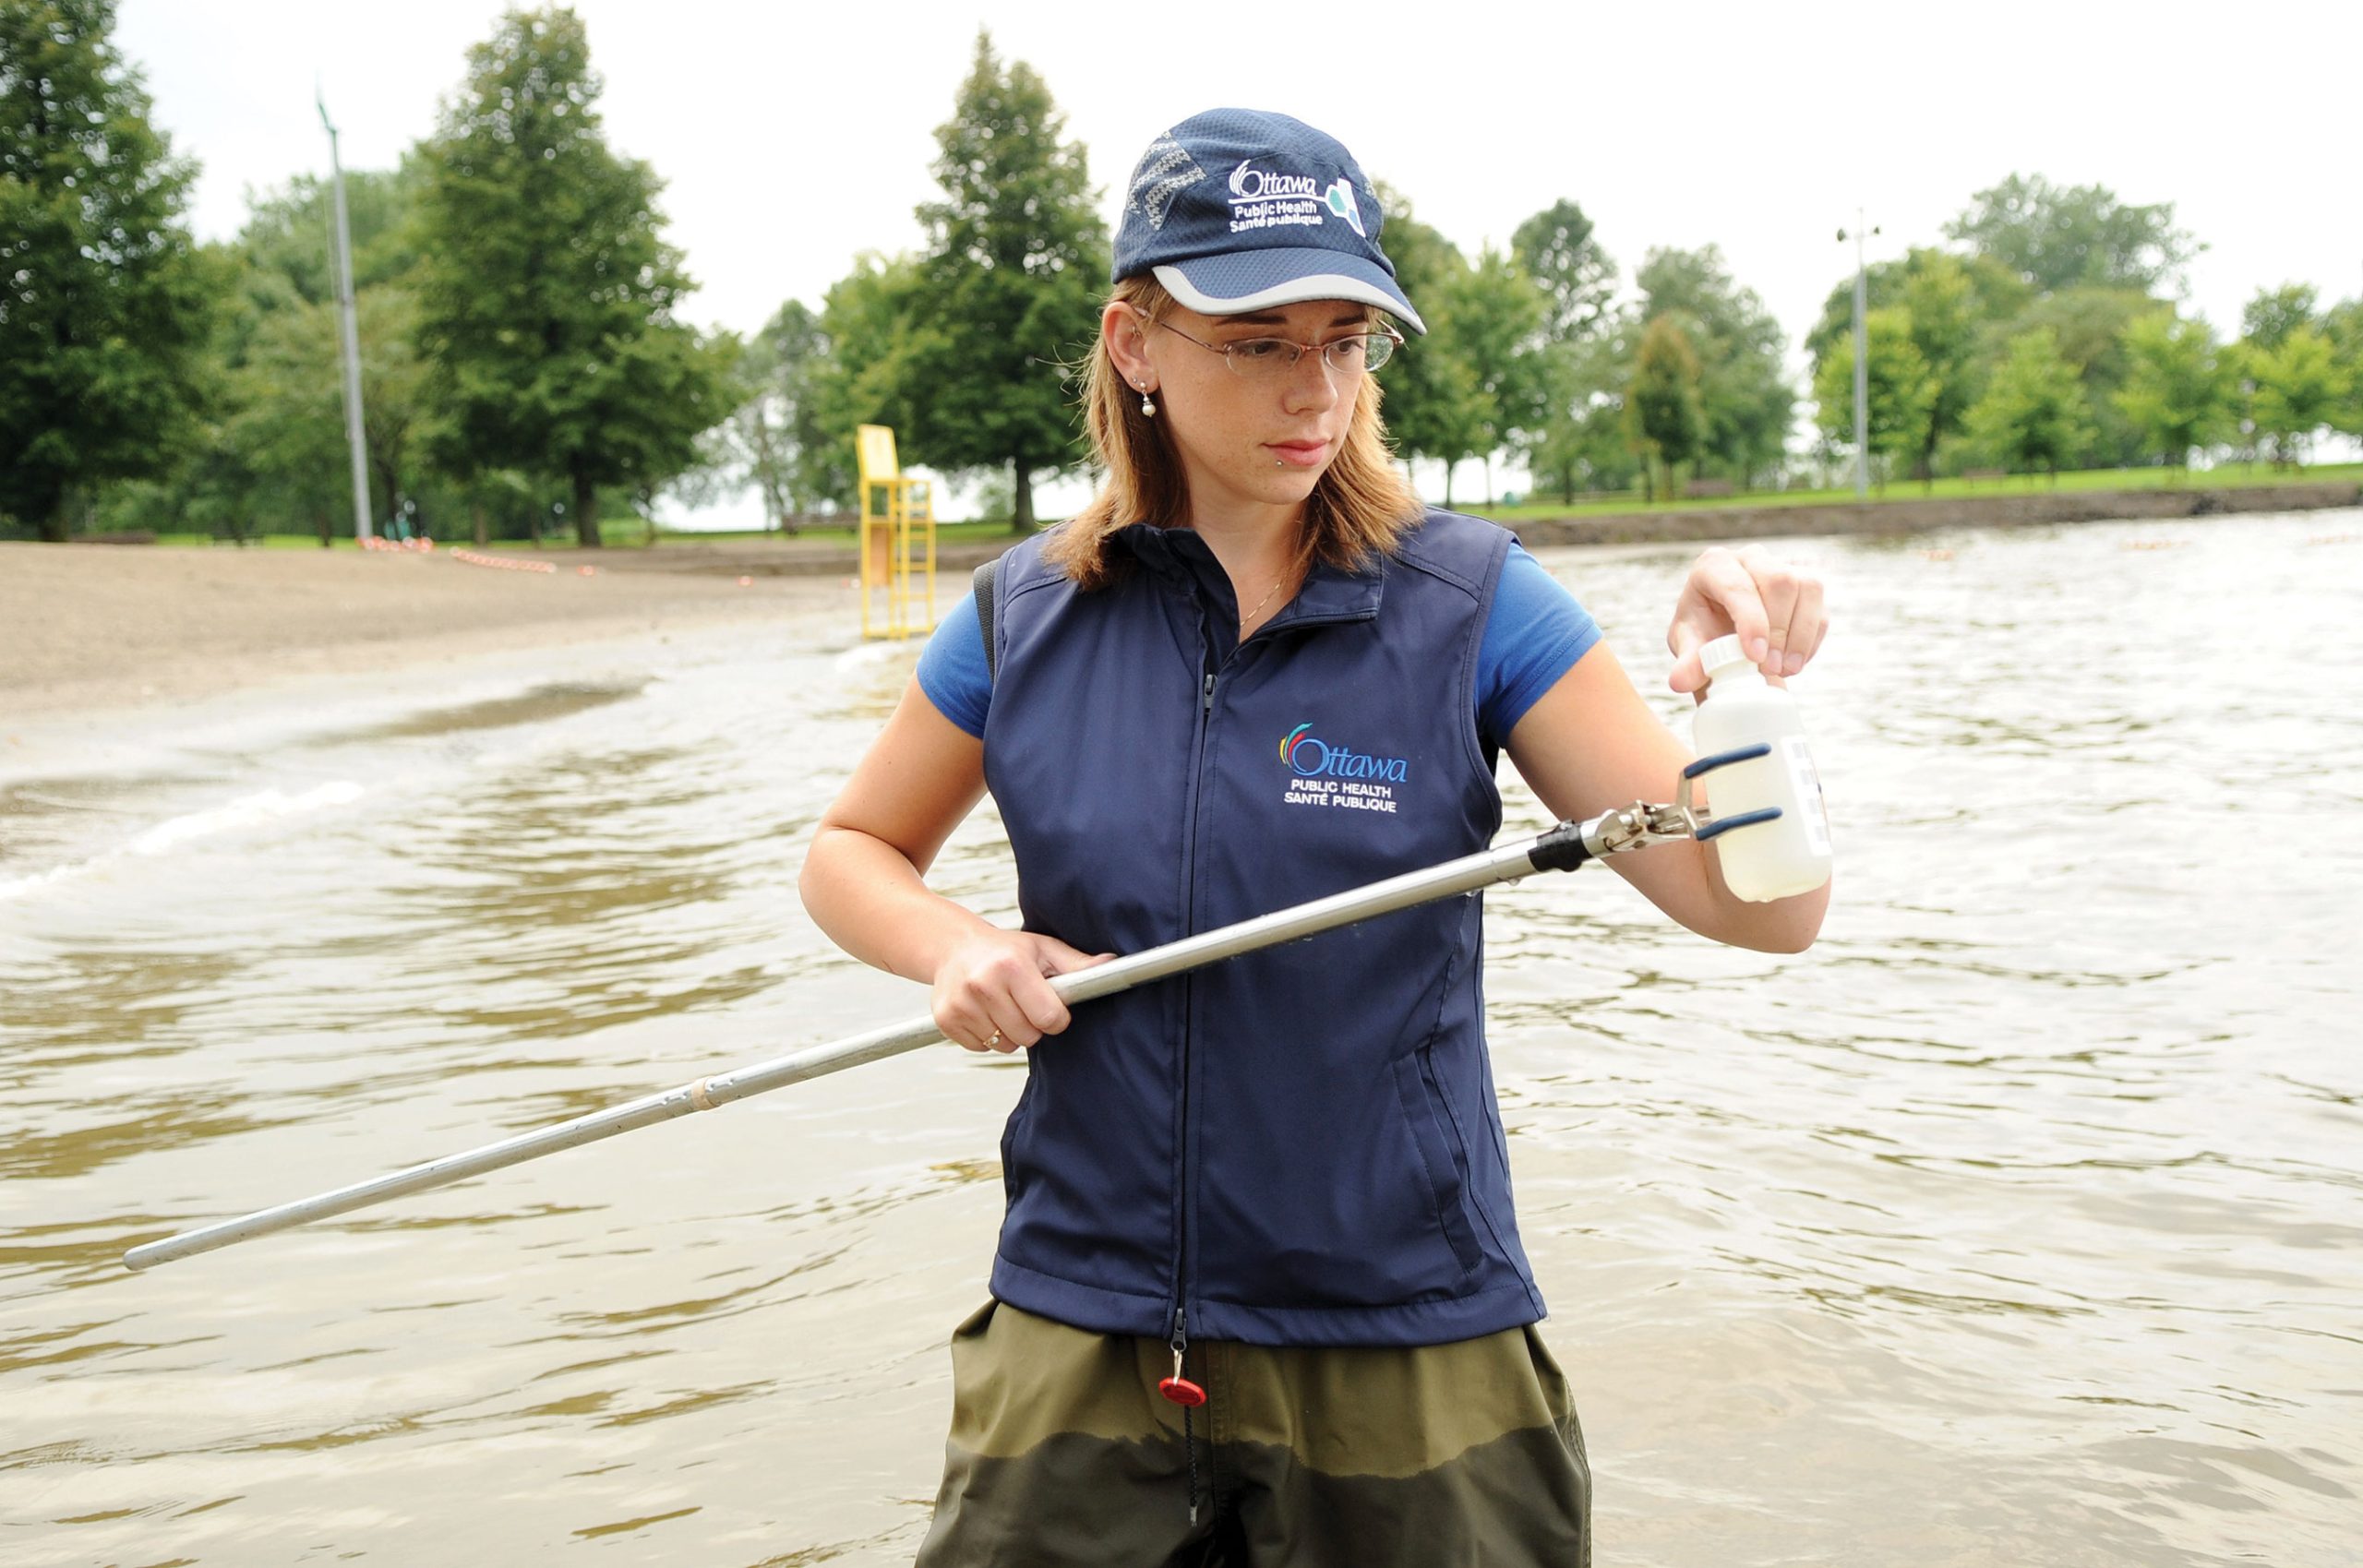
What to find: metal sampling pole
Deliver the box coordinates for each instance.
[318,91,373,543]
[122,759,1780,1273]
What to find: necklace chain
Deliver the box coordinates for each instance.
[1242,570,1290,628]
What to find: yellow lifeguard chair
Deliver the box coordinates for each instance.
[856,424,937,640]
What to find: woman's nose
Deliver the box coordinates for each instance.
[1281,347,1346,411]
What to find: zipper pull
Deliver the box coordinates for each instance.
[1202,671,1217,712]
[1159,1308,1205,1407]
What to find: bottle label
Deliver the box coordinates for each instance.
[1782,736,1830,856]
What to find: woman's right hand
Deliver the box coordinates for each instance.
[931,928,1111,1054]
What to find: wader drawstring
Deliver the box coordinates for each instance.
[1184,1402,1200,1526]
[1159,1310,1208,1526]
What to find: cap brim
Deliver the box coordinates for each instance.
[1154,250,1426,335]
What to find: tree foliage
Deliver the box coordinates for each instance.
[2114,314,2231,470]
[1371,188,1485,501]
[2004,286,2163,467]
[2324,298,2363,439]
[1428,245,1550,501]
[1944,173,2198,295]
[897,30,1107,530]
[1807,247,2029,481]
[807,251,927,509]
[1964,329,2093,476]
[1510,197,1615,340]
[1625,315,1706,498]
[0,0,216,539]
[2240,283,2319,353]
[413,5,728,545]
[2246,328,2346,467]
[1634,246,1792,485]
[1812,305,1937,484]
[678,300,841,530]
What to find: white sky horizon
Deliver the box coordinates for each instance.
[117,1,2363,523]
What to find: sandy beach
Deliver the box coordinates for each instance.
[0,543,837,723]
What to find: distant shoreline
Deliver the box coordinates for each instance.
[538,476,2363,577]
[36,478,2358,582]
[1507,477,2362,549]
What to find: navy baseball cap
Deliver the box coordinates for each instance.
[1114,108,1426,335]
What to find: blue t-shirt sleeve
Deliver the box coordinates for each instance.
[915,592,992,738]
[1477,543,1602,746]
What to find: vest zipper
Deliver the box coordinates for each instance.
[1170,617,1219,1449]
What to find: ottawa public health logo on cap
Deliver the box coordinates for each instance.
[1227,161,1366,239]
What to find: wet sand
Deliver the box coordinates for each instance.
[0,543,836,722]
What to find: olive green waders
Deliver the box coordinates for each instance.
[913,1300,1590,1567]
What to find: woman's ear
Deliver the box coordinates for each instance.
[1103,301,1157,393]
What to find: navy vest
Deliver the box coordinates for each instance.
[980,509,1544,1348]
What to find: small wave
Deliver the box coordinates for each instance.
[0,780,368,902]
[830,641,913,672]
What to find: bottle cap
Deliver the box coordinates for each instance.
[1699,634,1757,680]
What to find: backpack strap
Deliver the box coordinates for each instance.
[970,557,1001,685]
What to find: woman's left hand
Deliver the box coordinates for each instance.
[1664,544,1829,696]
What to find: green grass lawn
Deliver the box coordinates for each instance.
[1487,461,2363,521]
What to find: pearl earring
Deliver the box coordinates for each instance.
[1137,383,1157,418]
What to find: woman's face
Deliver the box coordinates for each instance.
[1114,298,1373,524]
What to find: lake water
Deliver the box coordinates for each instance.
[4,509,2358,1566]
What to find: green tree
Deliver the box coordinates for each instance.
[1806,248,2029,481]
[1811,305,1937,486]
[897,31,1108,532]
[1371,188,1485,504]
[234,163,425,316]
[807,251,927,511]
[2240,283,2319,353]
[2324,298,2363,439]
[2247,327,2346,468]
[2001,286,2166,468]
[678,300,838,532]
[1510,197,1615,340]
[1964,328,2093,477]
[1625,315,1706,501]
[413,6,729,545]
[0,0,217,540]
[235,287,434,531]
[2114,314,2232,471]
[1633,246,1792,485]
[1432,245,1550,503]
[1523,315,1642,502]
[1943,173,2199,294]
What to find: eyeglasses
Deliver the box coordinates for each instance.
[1158,319,1402,379]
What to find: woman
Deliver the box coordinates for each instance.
[801,108,1830,1566]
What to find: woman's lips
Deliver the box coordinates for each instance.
[1267,440,1329,469]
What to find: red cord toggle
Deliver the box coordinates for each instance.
[1158,1374,1207,1407]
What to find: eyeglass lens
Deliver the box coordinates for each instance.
[1226,333,1395,377]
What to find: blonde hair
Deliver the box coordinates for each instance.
[1047,275,1425,589]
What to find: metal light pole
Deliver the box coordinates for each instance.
[1835,212,1879,498]
[318,91,373,542]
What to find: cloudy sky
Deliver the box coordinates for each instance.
[115,0,2360,515]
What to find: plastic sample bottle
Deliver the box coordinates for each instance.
[1691,634,1832,902]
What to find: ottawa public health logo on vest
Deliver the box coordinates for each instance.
[1278,723,1404,816]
